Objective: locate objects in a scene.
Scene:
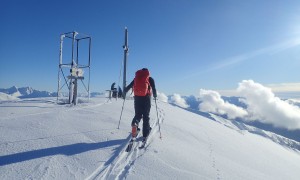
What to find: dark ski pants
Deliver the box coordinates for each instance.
[132,96,151,137]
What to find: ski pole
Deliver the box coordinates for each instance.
[118,97,126,129]
[155,98,162,139]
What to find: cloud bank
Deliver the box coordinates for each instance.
[169,93,189,108]
[198,80,300,130]
[199,89,248,119]
[157,92,168,103]
[237,80,300,130]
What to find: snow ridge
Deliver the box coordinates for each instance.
[1,98,300,179]
[209,113,300,151]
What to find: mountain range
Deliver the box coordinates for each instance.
[0,86,56,98]
[0,86,103,99]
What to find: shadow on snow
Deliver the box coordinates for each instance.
[0,139,125,166]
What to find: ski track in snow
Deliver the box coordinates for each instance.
[204,130,222,180]
[86,103,164,180]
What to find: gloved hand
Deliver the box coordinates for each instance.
[153,93,157,100]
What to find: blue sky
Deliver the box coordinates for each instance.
[1,0,300,96]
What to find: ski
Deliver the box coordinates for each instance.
[138,138,147,149]
[139,128,151,149]
[125,139,134,152]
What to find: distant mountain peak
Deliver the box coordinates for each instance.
[0,86,56,98]
[19,87,34,95]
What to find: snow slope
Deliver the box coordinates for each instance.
[0,97,300,180]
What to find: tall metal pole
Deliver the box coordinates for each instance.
[71,32,76,66]
[57,34,64,103]
[76,39,79,65]
[70,32,78,105]
[122,27,129,98]
[88,37,91,101]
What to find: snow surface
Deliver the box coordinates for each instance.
[0,97,300,180]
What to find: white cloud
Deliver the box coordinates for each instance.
[169,93,189,108]
[237,80,300,130]
[199,89,248,119]
[198,80,300,130]
[0,92,19,101]
[157,92,168,103]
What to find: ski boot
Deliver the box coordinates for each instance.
[131,123,140,139]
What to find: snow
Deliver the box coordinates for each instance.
[0,97,300,180]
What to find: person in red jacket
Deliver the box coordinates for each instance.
[124,68,157,140]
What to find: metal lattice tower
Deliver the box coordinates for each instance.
[57,31,91,105]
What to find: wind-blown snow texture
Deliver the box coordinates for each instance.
[0,96,300,179]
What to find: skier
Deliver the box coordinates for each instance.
[111,82,117,98]
[118,86,123,98]
[124,68,157,142]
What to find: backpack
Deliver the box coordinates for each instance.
[133,69,151,96]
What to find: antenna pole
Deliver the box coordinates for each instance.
[122,27,129,98]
